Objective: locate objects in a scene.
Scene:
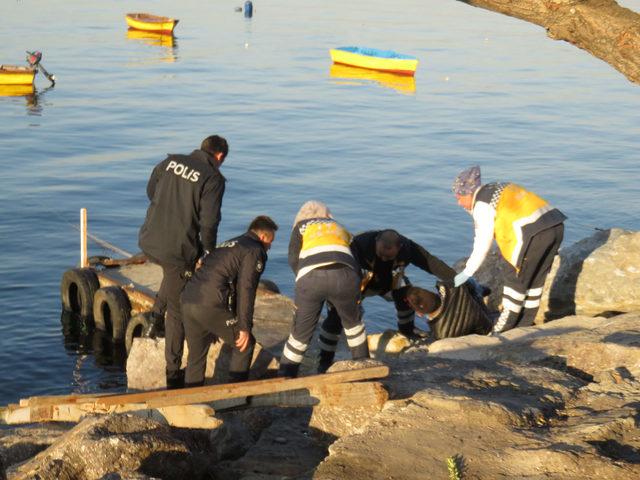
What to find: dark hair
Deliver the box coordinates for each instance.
[249,215,279,233]
[406,286,440,315]
[200,135,229,159]
[376,229,401,248]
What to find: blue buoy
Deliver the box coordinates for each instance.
[244,0,253,18]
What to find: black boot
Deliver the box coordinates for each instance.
[278,363,300,378]
[317,350,335,374]
[166,368,185,390]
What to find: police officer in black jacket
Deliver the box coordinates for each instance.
[138,135,228,389]
[318,229,456,371]
[181,216,278,387]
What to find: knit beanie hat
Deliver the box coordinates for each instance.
[452,165,481,196]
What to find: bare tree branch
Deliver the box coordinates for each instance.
[458,0,640,84]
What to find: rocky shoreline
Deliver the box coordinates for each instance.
[1,228,639,479]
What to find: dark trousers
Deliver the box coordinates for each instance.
[152,262,192,387]
[279,265,370,377]
[319,284,414,369]
[182,303,255,387]
[494,224,564,333]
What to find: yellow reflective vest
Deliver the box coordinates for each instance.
[476,183,566,269]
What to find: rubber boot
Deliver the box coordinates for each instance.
[166,368,185,390]
[317,350,335,374]
[278,363,300,378]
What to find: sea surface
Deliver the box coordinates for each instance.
[0,0,638,405]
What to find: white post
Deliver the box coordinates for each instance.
[80,208,88,268]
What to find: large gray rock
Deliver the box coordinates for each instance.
[424,312,640,379]
[9,414,195,480]
[0,424,71,470]
[456,228,640,321]
[127,289,294,390]
[127,338,278,391]
[541,228,640,319]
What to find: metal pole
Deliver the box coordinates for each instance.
[80,208,88,268]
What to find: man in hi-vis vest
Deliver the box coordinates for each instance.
[452,166,566,334]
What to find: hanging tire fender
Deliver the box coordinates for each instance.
[93,286,131,342]
[125,313,153,353]
[60,268,100,317]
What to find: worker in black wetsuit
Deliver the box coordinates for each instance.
[317,229,456,372]
[180,216,278,386]
[138,135,228,389]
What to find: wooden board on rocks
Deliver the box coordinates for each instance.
[2,366,390,428]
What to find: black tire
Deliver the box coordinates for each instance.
[93,287,131,342]
[125,313,152,353]
[60,268,100,317]
[259,278,280,294]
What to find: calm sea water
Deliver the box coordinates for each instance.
[1,0,638,405]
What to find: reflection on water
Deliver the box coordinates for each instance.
[0,84,53,115]
[329,63,416,95]
[126,30,178,63]
[60,311,127,392]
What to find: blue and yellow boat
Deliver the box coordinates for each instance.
[330,47,418,76]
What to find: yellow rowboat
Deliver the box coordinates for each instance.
[126,29,175,48]
[0,84,35,96]
[125,13,179,35]
[0,65,36,86]
[330,47,418,76]
[330,64,416,95]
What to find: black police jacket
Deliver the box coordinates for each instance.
[181,231,267,331]
[138,149,225,268]
[350,230,455,292]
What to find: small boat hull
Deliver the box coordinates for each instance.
[0,84,35,96]
[0,65,36,86]
[125,13,178,35]
[330,47,418,76]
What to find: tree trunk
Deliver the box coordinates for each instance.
[459,0,640,85]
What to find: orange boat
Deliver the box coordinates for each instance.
[125,13,179,35]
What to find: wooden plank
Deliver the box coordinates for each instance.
[22,391,113,407]
[142,366,389,409]
[3,402,221,429]
[6,366,389,425]
[248,381,388,409]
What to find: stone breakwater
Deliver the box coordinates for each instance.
[1,229,639,479]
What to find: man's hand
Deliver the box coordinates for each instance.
[235,330,251,352]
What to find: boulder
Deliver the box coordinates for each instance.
[1,452,5,480]
[367,330,412,357]
[541,228,640,319]
[127,289,294,390]
[455,228,640,321]
[0,423,71,471]
[126,338,278,390]
[9,414,196,480]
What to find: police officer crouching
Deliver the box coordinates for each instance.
[181,216,278,387]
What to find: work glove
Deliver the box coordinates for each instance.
[454,272,470,287]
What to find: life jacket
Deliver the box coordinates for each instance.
[295,219,357,280]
